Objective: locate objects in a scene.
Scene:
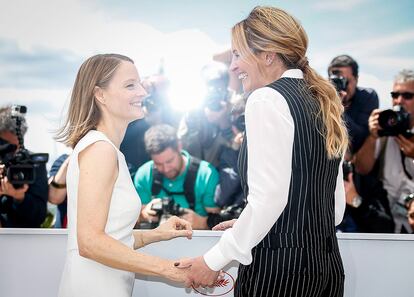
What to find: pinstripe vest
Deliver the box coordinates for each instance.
[238,77,341,250]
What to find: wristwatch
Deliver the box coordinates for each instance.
[50,177,66,189]
[351,195,362,208]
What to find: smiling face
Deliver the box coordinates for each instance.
[97,61,147,123]
[229,48,268,93]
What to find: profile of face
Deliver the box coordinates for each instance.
[95,61,147,123]
[151,147,184,180]
[392,81,414,117]
[330,66,357,103]
[0,131,19,148]
[229,49,268,93]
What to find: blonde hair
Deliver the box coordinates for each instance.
[55,54,133,148]
[232,6,348,159]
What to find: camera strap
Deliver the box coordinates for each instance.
[400,150,413,180]
[151,156,201,210]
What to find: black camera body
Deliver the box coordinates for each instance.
[0,105,49,186]
[232,113,245,132]
[342,161,353,181]
[151,197,186,225]
[378,105,413,138]
[329,74,348,92]
[207,204,244,229]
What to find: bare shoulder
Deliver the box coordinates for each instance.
[78,141,118,171]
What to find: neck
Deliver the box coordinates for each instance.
[96,115,128,148]
[264,62,288,85]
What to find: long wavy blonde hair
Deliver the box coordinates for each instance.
[55,54,133,148]
[232,6,348,159]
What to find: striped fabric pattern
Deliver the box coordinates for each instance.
[235,77,344,297]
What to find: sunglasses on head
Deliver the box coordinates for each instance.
[391,91,414,100]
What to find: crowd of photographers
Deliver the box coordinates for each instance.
[1,55,414,234]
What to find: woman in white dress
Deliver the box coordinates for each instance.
[57,53,192,297]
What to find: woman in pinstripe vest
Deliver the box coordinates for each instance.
[177,6,349,297]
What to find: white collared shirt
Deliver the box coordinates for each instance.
[204,69,346,271]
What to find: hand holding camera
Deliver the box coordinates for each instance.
[368,109,382,138]
[368,105,414,156]
[141,198,162,223]
[395,135,414,158]
[0,175,29,201]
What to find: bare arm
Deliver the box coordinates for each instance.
[133,216,192,249]
[48,157,69,205]
[76,142,189,282]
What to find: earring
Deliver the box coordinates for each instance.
[266,57,273,65]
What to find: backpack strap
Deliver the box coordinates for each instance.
[377,137,388,180]
[183,157,201,210]
[151,166,164,196]
[150,156,201,210]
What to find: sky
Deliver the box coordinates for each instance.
[0,0,413,163]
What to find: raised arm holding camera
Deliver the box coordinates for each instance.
[328,55,379,154]
[0,106,48,228]
[354,69,414,233]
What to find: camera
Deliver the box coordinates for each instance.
[207,204,244,229]
[342,161,353,181]
[201,62,230,112]
[404,193,414,209]
[378,105,413,138]
[0,105,49,186]
[329,74,348,92]
[137,197,186,229]
[231,113,245,132]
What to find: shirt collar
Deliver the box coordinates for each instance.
[280,69,303,79]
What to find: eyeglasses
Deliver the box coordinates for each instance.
[391,92,414,100]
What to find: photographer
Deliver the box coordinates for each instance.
[327,55,394,233]
[134,124,220,229]
[328,55,379,153]
[354,69,414,233]
[0,106,48,227]
[178,61,233,168]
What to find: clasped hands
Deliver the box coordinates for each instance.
[174,219,237,288]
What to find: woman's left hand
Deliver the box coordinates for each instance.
[155,216,193,241]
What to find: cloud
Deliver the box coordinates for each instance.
[0,0,227,159]
[0,87,70,117]
[313,0,369,11]
[0,0,223,75]
[339,30,414,56]
[0,39,82,89]
[358,72,393,109]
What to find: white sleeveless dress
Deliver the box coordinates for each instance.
[58,130,141,297]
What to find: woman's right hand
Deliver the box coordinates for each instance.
[212,219,237,231]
